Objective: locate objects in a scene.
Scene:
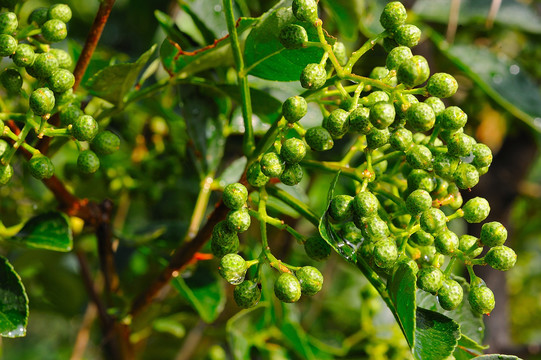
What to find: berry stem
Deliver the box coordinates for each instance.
[340,135,366,166]
[1,121,33,165]
[344,31,388,74]
[444,258,457,276]
[446,208,465,222]
[248,209,305,243]
[301,159,365,183]
[266,186,320,226]
[185,174,215,242]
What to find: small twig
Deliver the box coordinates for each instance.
[70,302,98,360]
[446,0,461,43]
[486,0,502,29]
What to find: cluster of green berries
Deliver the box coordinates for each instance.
[0,3,121,184]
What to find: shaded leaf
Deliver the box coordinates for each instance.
[226,303,269,359]
[216,84,282,124]
[320,0,362,42]
[153,316,186,338]
[11,212,72,252]
[388,263,417,348]
[474,356,522,360]
[414,307,460,360]
[454,334,487,360]
[154,10,194,46]
[0,256,28,338]
[281,320,317,360]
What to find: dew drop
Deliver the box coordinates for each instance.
[492,74,503,84]
[534,117,541,130]
[509,64,520,75]
[214,4,222,12]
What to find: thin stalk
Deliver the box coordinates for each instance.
[344,32,388,73]
[266,186,320,226]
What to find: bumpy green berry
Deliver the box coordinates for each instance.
[459,235,482,257]
[304,234,331,261]
[406,102,436,132]
[469,285,495,315]
[77,150,100,174]
[370,66,389,80]
[480,221,507,247]
[417,266,444,294]
[365,91,390,107]
[394,93,418,120]
[434,229,459,255]
[260,152,284,178]
[406,144,433,170]
[42,19,67,43]
[247,161,269,187]
[13,44,35,67]
[397,55,430,88]
[32,52,59,78]
[279,24,308,49]
[0,164,13,185]
[360,215,389,241]
[462,197,490,223]
[29,154,55,179]
[432,153,458,181]
[366,127,389,149]
[407,169,436,192]
[424,97,445,116]
[48,4,72,23]
[485,245,517,271]
[304,126,333,151]
[332,41,348,66]
[0,12,17,34]
[420,208,447,234]
[394,24,422,48]
[292,0,318,23]
[369,102,395,129]
[353,191,378,217]
[348,107,371,134]
[29,7,49,26]
[386,46,412,70]
[453,163,479,189]
[223,183,248,210]
[29,87,55,116]
[296,266,323,296]
[280,163,303,186]
[427,73,458,98]
[406,189,432,215]
[382,36,399,52]
[329,194,353,222]
[447,133,474,157]
[274,273,302,303]
[0,140,8,157]
[438,278,463,310]
[323,108,350,138]
[282,96,307,123]
[234,280,261,308]
[226,208,251,233]
[49,48,73,69]
[91,130,120,155]
[373,239,398,269]
[219,253,247,285]
[0,34,16,56]
[472,143,492,168]
[410,229,434,246]
[300,63,326,90]
[440,106,467,130]
[72,115,99,141]
[59,104,82,127]
[389,128,413,152]
[380,1,407,30]
[0,68,22,93]
[281,138,306,164]
[211,221,239,258]
[48,68,74,93]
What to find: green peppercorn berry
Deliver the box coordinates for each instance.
[394,24,422,48]
[386,46,412,70]
[453,163,479,190]
[72,115,99,142]
[279,24,308,49]
[431,177,449,198]
[226,208,251,233]
[417,266,444,294]
[407,169,436,192]
[485,245,517,271]
[58,104,81,127]
[0,34,16,56]
[77,150,100,174]
[410,229,434,246]
[369,102,395,129]
[357,241,375,267]
[469,285,495,315]
[462,197,490,223]
[390,127,413,152]
[477,166,489,176]
[438,278,463,310]
[373,239,398,269]
[282,95,307,123]
[406,189,432,215]
[29,7,49,26]
[0,68,22,94]
[329,194,354,222]
[41,19,67,43]
[0,140,8,157]
[219,253,247,285]
[223,183,248,210]
[281,138,306,164]
[32,52,59,79]
[0,12,17,34]
[397,55,430,88]
[300,63,326,90]
[13,44,35,68]
[48,4,72,23]
[332,41,348,66]
[427,73,458,98]
[433,153,460,180]
[304,126,334,151]
[91,130,121,156]
[304,234,331,261]
[323,108,350,138]
[361,215,390,241]
[370,66,389,80]
[459,234,483,257]
[29,154,55,179]
[440,106,467,130]
[49,48,73,69]
[364,91,390,107]
[434,228,459,255]
[480,221,507,247]
[0,164,13,185]
[472,143,492,168]
[382,36,399,52]
[274,272,302,303]
[406,102,436,132]
[394,93,419,119]
[447,133,474,157]
[424,97,445,117]
[353,191,378,217]
[280,163,303,186]
[406,144,433,170]
[48,68,75,93]
[366,127,390,149]
[247,161,269,187]
[380,1,407,30]
[29,87,55,116]
[210,221,239,258]
[260,152,284,178]
[296,266,323,296]
[234,280,261,308]
[420,208,447,234]
[292,0,318,23]
[348,107,371,134]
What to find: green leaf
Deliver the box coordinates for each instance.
[11,212,73,252]
[180,0,243,40]
[0,256,28,338]
[86,45,157,105]
[152,316,186,338]
[226,303,269,359]
[320,0,362,42]
[171,265,225,323]
[280,321,317,360]
[414,307,460,360]
[216,84,282,124]
[388,263,417,348]
[244,7,330,81]
[454,334,487,360]
[154,10,193,46]
[473,356,523,360]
